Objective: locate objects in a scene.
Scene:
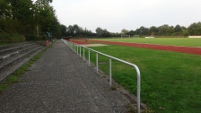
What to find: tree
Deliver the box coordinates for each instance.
[83,29,95,37]
[174,25,182,33]
[33,0,61,39]
[96,27,111,37]
[0,0,11,19]
[65,24,95,37]
[121,29,129,35]
[158,24,169,35]
[35,0,52,6]
[135,28,141,35]
[60,24,67,37]
[188,22,201,35]
[14,0,34,34]
[0,0,63,42]
[1,0,35,35]
[127,30,135,36]
[139,26,149,36]
[96,27,103,37]
[0,0,11,32]
[181,26,188,36]
[149,26,158,36]
[167,26,174,35]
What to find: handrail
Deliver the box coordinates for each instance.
[61,39,141,113]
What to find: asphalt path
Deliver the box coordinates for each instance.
[0,40,131,113]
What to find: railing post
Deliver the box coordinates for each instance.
[76,46,78,55]
[83,47,85,60]
[73,43,75,52]
[96,53,99,74]
[109,58,112,87]
[137,70,141,113]
[74,44,76,52]
[133,66,141,113]
[88,49,90,66]
[80,46,82,57]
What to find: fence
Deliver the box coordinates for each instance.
[61,39,141,113]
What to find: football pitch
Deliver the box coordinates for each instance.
[86,38,201,112]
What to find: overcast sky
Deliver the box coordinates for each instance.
[51,0,201,33]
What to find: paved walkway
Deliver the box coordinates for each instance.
[0,40,131,113]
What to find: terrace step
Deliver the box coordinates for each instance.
[0,43,35,56]
[0,44,39,60]
[0,42,45,83]
[0,42,31,51]
[0,45,40,67]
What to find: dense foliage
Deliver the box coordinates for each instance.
[126,24,185,37]
[122,22,201,37]
[62,22,201,38]
[0,0,61,43]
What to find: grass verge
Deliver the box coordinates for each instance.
[86,45,201,113]
[0,43,52,93]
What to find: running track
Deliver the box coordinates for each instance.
[70,39,201,55]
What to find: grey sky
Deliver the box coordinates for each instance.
[51,0,201,32]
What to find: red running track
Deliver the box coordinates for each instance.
[89,40,201,55]
[69,39,90,44]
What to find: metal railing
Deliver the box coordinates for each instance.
[62,39,141,113]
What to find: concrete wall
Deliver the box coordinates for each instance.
[188,36,201,38]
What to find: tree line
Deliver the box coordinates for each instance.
[0,0,61,43]
[61,22,201,38]
[122,22,201,37]
[61,25,121,38]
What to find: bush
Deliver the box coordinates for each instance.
[0,31,10,43]
[25,34,37,41]
[0,31,26,43]
[25,34,47,41]
[12,33,26,42]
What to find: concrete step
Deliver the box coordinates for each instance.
[0,44,39,60]
[0,42,31,51]
[0,45,41,70]
[0,43,35,56]
[0,44,40,65]
[0,45,45,83]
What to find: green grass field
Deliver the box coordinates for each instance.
[97,38,201,47]
[86,44,201,113]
